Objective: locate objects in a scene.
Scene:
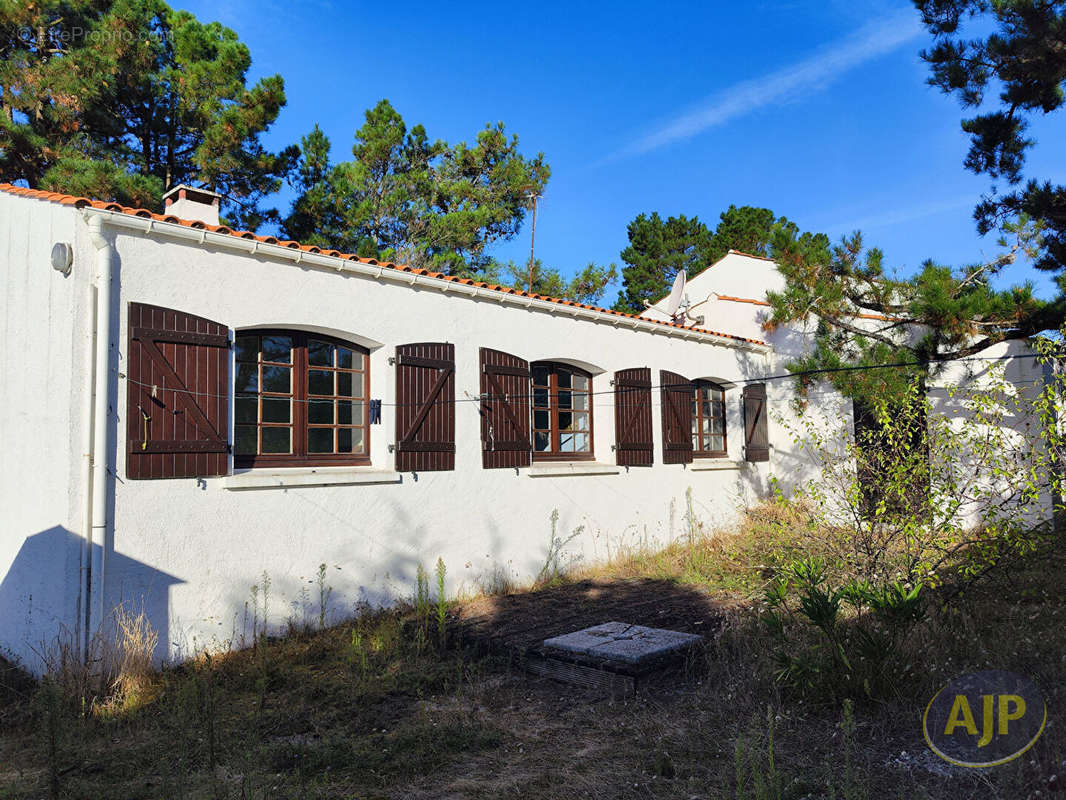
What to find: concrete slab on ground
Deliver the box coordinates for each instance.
[542,621,703,667]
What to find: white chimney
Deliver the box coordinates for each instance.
[162,184,221,226]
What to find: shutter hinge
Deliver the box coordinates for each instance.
[609,379,615,386]
[226,442,232,454]
[388,444,395,453]
[388,356,396,366]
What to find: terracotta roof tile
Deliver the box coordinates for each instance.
[0,183,766,346]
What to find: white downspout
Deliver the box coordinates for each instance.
[85,215,114,660]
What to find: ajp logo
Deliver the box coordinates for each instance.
[924,670,1046,767]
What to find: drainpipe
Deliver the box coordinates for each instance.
[84,215,114,663]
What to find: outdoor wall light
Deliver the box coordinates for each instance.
[51,242,73,276]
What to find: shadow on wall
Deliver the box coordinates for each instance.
[0,526,183,674]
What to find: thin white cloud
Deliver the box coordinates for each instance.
[608,9,922,161]
[825,195,974,232]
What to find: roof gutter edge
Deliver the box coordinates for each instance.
[83,208,769,354]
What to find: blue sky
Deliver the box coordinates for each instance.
[179,0,1065,300]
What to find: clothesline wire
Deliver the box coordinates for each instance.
[118,350,1052,409]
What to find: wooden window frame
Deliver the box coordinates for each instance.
[692,380,728,459]
[531,361,595,462]
[234,330,370,468]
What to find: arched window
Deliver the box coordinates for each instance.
[531,362,594,460]
[234,331,369,467]
[692,380,727,458]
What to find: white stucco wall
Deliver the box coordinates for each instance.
[1,196,790,671]
[0,192,93,670]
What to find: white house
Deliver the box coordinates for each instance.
[0,185,789,673]
[0,185,1051,673]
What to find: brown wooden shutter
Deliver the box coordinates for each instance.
[394,343,455,472]
[126,302,230,479]
[480,347,531,469]
[743,383,769,462]
[660,370,694,465]
[614,367,654,467]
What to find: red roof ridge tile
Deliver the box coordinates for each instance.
[727,249,777,263]
[0,182,766,347]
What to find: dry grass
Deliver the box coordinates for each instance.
[1,504,1063,799]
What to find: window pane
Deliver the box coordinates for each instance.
[692,433,700,449]
[336,375,362,401]
[574,432,589,452]
[572,392,588,411]
[235,424,257,454]
[261,427,291,454]
[572,374,589,391]
[351,401,364,425]
[691,397,698,418]
[338,427,353,453]
[235,396,257,424]
[337,371,354,397]
[262,365,291,393]
[560,433,575,452]
[534,409,549,430]
[709,434,724,453]
[261,336,292,363]
[236,364,258,393]
[350,351,365,371]
[711,389,723,402]
[309,369,333,395]
[572,412,589,431]
[557,370,572,390]
[533,387,549,407]
[262,397,290,424]
[337,400,352,425]
[559,411,573,431]
[691,414,700,435]
[308,398,333,424]
[308,340,333,366]
[702,400,711,418]
[532,365,549,386]
[710,414,723,433]
[558,391,572,410]
[235,335,258,363]
[336,347,353,369]
[308,427,333,453]
[351,428,365,453]
[534,431,550,452]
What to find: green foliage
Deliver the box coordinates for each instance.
[734,708,783,800]
[768,225,1048,404]
[772,1,1066,392]
[762,555,926,703]
[435,557,448,647]
[493,257,617,304]
[283,99,549,277]
[613,205,808,314]
[916,0,1066,278]
[785,362,1063,592]
[0,0,294,228]
[613,211,713,313]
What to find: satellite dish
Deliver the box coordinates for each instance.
[664,271,686,319]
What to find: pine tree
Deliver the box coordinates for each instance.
[612,213,712,313]
[0,1,295,229]
[916,0,1066,279]
[283,99,548,276]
